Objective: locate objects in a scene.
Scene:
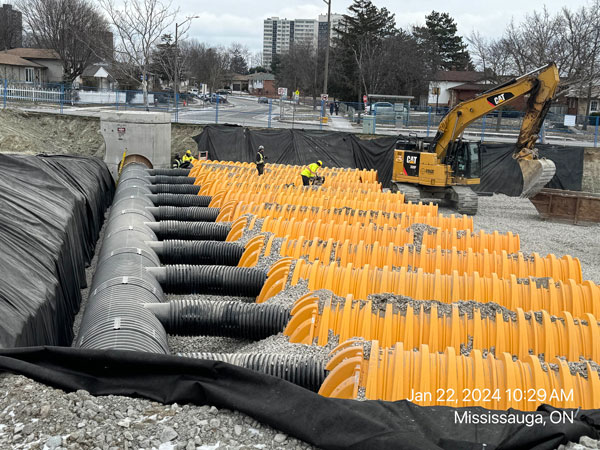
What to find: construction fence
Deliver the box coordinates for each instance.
[1,79,599,147]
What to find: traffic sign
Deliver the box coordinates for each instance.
[295,90,300,97]
[278,87,288,96]
[321,93,329,101]
[363,95,367,103]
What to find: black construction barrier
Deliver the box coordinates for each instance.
[0,347,597,450]
[0,154,114,348]
[194,124,584,192]
[146,300,289,339]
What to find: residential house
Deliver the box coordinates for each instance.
[563,85,600,117]
[78,63,117,90]
[4,48,63,82]
[0,52,44,82]
[248,72,276,96]
[428,70,487,107]
[224,73,249,92]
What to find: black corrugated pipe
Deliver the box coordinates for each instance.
[112,196,155,212]
[146,265,267,297]
[146,194,212,207]
[145,300,290,339]
[146,240,242,265]
[114,185,151,201]
[77,278,168,354]
[147,175,196,185]
[146,206,220,222]
[76,162,169,354]
[146,168,191,176]
[98,226,157,260]
[92,248,162,292]
[148,184,202,195]
[177,353,326,392]
[145,221,231,241]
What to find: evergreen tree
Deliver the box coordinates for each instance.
[333,0,397,101]
[413,11,472,71]
[229,48,248,74]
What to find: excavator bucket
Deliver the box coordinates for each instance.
[518,157,556,198]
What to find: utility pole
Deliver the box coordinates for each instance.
[174,16,199,112]
[322,0,331,96]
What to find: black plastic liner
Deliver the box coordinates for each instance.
[193,125,583,193]
[0,347,597,450]
[0,154,113,348]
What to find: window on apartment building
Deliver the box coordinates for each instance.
[591,100,599,112]
[25,68,34,83]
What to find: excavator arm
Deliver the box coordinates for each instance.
[431,63,559,197]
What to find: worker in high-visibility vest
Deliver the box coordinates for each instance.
[301,160,322,186]
[181,149,196,168]
[255,145,265,175]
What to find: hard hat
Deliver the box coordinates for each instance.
[317,160,323,166]
[258,145,264,150]
[186,150,191,155]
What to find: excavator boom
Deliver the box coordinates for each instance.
[431,63,559,197]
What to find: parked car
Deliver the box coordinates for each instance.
[370,102,397,118]
[258,97,269,104]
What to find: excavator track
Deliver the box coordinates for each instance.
[449,186,478,215]
[390,182,422,204]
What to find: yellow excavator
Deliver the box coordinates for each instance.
[391,62,560,214]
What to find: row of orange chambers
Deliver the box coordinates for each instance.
[184,161,597,409]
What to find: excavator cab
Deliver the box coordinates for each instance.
[447,140,482,180]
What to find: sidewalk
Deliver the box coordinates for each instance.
[328,115,355,132]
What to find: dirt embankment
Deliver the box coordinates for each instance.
[0,109,204,158]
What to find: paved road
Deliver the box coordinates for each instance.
[6,96,598,147]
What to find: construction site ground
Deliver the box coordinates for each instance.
[1,109,600,449]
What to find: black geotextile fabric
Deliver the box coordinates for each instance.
[0,154,114,348]
[0,347,599,450]
[194,125,583,194]
[475,144,584,196]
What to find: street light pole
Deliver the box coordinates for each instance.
[322,0,331,96]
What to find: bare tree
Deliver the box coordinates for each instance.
[17,0,110,81]
[185,40,229,93]
[101,0,177,107]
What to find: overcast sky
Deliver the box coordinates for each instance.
[179,0,591,55]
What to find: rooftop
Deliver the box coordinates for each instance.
[0,52,44,67]
[5,48,61,60]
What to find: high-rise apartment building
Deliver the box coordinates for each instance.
[0,3,23,50]
[317,13,345,49]
[263,14,344,69]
